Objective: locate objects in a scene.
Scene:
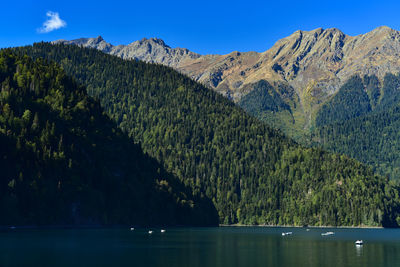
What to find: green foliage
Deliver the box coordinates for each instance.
[376,73,400,112]
[315,105,400,180]
[313,74,400,180]
[238,80,306,140]
[364,74,381,108]
[239,80,292,114]
[0,50,217,226]
[239,72,400,184]
[315,75,371,127]
[12,43,400,227]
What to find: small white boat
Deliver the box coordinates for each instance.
[130,227,135,231]
[306,229,310,232]
[282,232,292,236]
[148,230,153,234]
[321,231,335,236]
[161,229,166,233]
[355,240,363,246]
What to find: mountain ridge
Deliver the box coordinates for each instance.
[54,36,202,67]
[54,26,400,136]
[54,26,400,98]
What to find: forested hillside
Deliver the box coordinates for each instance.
[0,50,217,226]
[238,80,306,140]
[312,74,400,180]
[239,73,400,181]
[13,43,400,227]
[315,76,372,127]
[315,106,400,180]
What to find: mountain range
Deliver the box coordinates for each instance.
[54,27,400,180]
[54,26,400,136]
[54,26,400,102]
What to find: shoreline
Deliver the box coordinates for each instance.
[219,224,384,229]
[0,224,388,230]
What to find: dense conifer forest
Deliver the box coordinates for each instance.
[8,43,400,227]
[238,80,304,140]
[0,50,217,226]
[313,74,400,180]
[315,76,372,128]
[240,73,400,182]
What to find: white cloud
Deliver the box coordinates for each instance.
[38,11,66,33]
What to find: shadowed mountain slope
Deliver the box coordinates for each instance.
[0,50,217,226]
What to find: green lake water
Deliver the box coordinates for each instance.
[0,227,399,266]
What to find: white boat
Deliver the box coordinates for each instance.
[161,229,166,233]
[282,232,292,236]
[355,240,363,246]
[130,227,135,231]
[148,230,153,234]
[321,231,335,236]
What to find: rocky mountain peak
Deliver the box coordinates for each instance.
[94,35,104,42]
[52,36,113,52]
[149,38,168,47]
[134,37,168,47]
[368,25,393,34]
[56,36,201,67]
[356,25,399,42]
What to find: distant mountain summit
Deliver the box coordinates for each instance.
[53,36,201,67]
[55,36,113,52]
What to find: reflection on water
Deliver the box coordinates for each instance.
[0,227,399,267]
[355,244,363,257]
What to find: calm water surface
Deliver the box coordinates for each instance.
[0,227,399,266]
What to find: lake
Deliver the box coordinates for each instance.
[0,227,399,266]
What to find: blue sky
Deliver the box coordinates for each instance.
[1,0,400,54]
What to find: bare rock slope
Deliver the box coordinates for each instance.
[54,36,202,67]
